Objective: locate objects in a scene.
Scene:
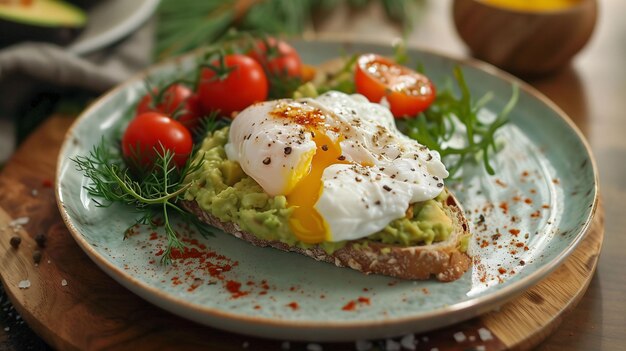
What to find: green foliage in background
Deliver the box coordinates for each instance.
[156,0,421,60]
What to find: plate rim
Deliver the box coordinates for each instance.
[67,0,160,56]
[55,35,600,337]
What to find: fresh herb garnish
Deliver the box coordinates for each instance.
[398,67,519,177]
[72,120,225,264]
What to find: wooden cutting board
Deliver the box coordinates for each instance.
[0,115,604,351]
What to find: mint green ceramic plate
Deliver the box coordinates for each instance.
[56,39,598,342]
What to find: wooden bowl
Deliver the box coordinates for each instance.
[452,0,598,77]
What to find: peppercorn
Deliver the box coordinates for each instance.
[32,250,42,264]
[34,233,46,248]
[9,236,21,249]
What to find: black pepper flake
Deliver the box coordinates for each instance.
[32,250,42,264]
[9,236,21,249]
[426,154,433,161]
[284,147,292,155]
[263,157,272,165]
[437,183,444,188]
[321,145,328,151]
[35,233,46,248]
[338,155,346,161]
[375,200,381,205]
[355,177,362,182]
[383,185,392,192]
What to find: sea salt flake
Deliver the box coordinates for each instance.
[61,279,68,287]
[478,328,493,341]
[18,280,31,289]
[469,336,476,342]
[306,343,322,351]
[10,217,29,227]
[4,327,9,332]
[281,341,291,350]
[400,334,417,350]
[385,339,401,351]
[453,331,467,343]
[430,348,439,351]
[355,340,373,351]
[476,346,486,351]
[242,341,249,348]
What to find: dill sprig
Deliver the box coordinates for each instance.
[398,67,519,178]
[71,134,219,264]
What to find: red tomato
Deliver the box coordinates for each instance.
[249,37,302,78]
[197,54,268,117]
[136,84,202,131]
[354,54,436,118]
[122,112,193,169]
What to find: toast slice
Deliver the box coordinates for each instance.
[180,192,471,282]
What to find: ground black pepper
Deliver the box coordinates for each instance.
[9,236,21,249]
[34,233,46,248]
[32,250,42,264]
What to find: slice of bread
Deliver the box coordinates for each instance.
[180,193,471,282]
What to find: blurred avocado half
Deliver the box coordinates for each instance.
[0,0,87,48]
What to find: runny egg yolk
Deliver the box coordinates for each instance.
[270,102,349,243]
[286,131,348,243]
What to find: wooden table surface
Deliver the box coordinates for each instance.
[1,0,625,350]
[315,1,623,350]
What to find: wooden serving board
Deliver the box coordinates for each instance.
[0,115,603,351]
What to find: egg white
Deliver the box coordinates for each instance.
[225,91,448,242]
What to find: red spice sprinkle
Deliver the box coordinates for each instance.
[512,196,521,202]
[522,171,530,177]
[499,202,509,214]
[289,286,297,292]
[509,229,520,236]
[542,204,550,209]
[357,297,371,305]
[495,179,507,187]
[286,302,299,310]
[524,198,533,204]
[553,178,560,185]
[149,232,158,240]
[258,291,268,296]
[254,305,262,310]
[363,288,370,292]
[342,301,357,311]
[155,249,164,256]
[480,240,489,248]
[422,288,430,295]
[225,280,248,298]
[530,189,537,194]
[42,179,53,188]
[515,242,525,247]
[498,267,507,274]
[531,210,541,218]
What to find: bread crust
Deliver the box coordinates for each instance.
[180,193,471,282]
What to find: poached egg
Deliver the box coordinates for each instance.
[225,91,448,243]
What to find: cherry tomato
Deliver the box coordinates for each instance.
[355,54,436,118]
[249,37,302,78]
[122,112,193,169]
[136,84,202,131]
[198,54,268,117]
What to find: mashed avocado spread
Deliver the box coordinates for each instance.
[184,127,457,253]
